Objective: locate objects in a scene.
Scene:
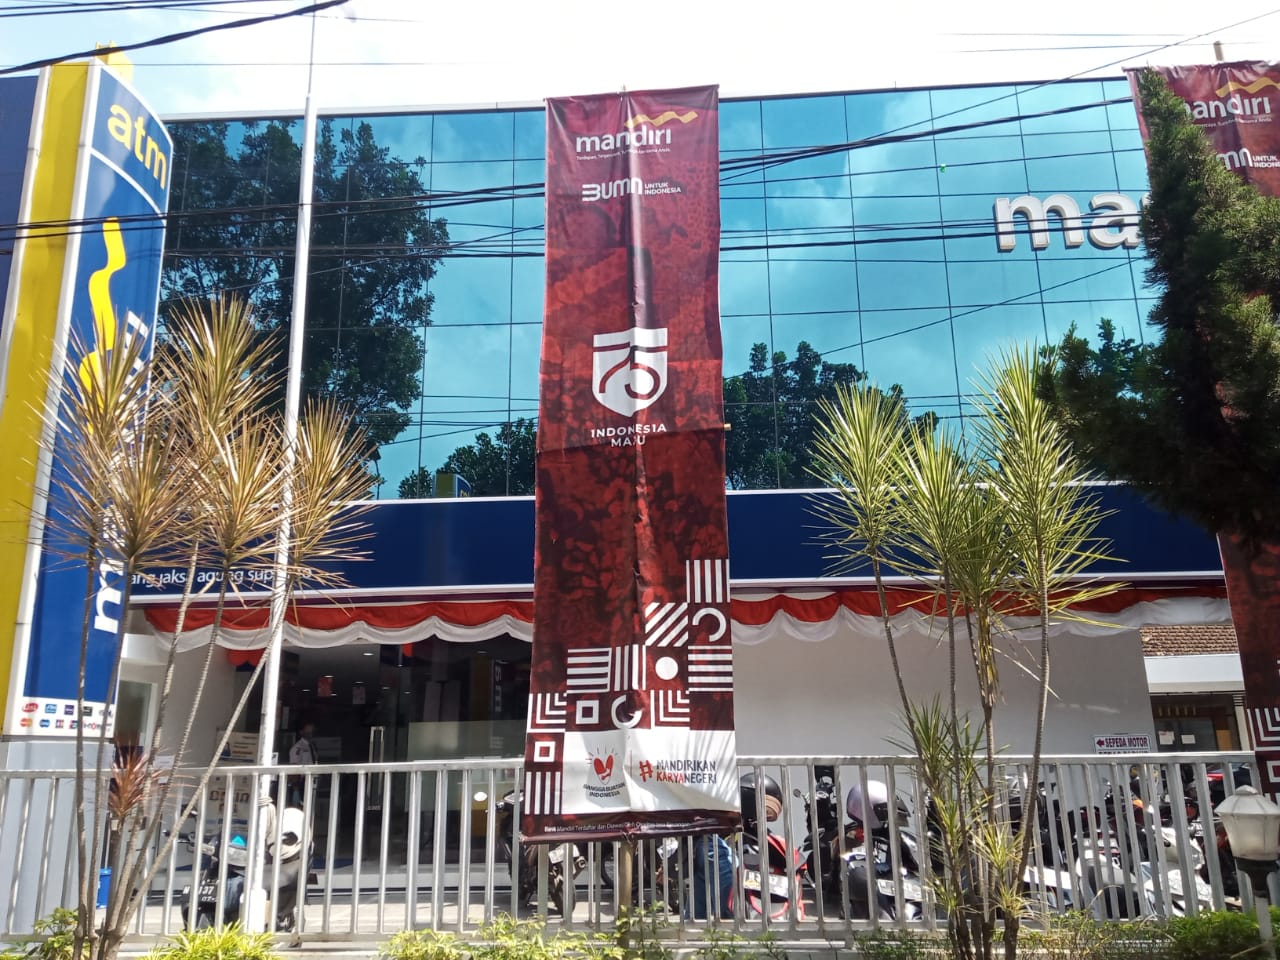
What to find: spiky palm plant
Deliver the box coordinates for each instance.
[40,317,190,959]
[810,346,1120,960]
[808,384,914,733]
[40,295,371,960]
[971,346,1117,960]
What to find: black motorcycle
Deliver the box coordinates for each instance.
[494,790,587,915]
[178,829,248,929]
[739,772,805,920]
[844,781,924,921]
[794,767,843,912]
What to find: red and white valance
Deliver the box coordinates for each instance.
[142,585,1230,651]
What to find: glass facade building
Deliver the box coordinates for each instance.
[162,77,1152,497]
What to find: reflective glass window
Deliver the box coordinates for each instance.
[509,322,543,407]
[429,258,512,327]
[859,308,958,403]
[947,258,1043,310]
[1043,298,1143,348]
[1022,131,1120,193]
[768,258,858,314]
[511,256,543,327]
[721,100,763,152]
[933,135,1027,196]
[1016,81,1110,134]
[722,314,775,377]
[720,256,770,318]
[761,94,846,149]
[858,259,949,311]
[848,140,938,195]
[355,114,433,163]
[164,77,1162,495]
[929,85,1023,137]
[846,90,933,141]
[513,109,545,159]
[431,111,515,162]
[951,303,1046,382]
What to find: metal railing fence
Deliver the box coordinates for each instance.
[0,751,1260,945]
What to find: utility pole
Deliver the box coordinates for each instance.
[246,7,320,934]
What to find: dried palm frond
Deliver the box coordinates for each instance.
[159,295,281,443]
[286,397,374,589]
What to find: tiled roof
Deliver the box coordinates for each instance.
[1141,624,1239,657]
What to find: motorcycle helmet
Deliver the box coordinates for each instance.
[846,779,902,829]
[739,771,784,822]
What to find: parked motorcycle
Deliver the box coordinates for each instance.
[493,790,587,915]
[178,828,248,929]
[794,766,843,909]
[739,772,805,920]
[1190,764,1251,902]
[917,779,1074,916]
[843,779,925,922]
[178,804,309,931]
[599,835,686,912]
[1074,775,1211,919]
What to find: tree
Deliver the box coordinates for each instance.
[1043,71,1280,788]
[723,340,863,488]
[398,465,435,499]
[398,418,537,498]
[164,119,449,446]
[441,418,537,496]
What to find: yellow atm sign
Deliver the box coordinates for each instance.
[91,65,171,213]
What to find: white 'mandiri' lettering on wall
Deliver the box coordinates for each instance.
[993,192,1145,252]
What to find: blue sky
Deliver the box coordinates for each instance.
[2,1,1279,117]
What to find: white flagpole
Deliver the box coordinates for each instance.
[246,8,320,932]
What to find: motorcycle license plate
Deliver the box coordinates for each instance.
[547,845,568,865]
[741,869,789,898]
[197,882,219,901]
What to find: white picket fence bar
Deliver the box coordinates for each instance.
[0,752,1262,946]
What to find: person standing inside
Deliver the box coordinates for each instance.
[287,720,316,805]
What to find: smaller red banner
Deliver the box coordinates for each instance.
[1128,62,1280,194]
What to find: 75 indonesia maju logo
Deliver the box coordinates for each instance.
[592,326,667,417]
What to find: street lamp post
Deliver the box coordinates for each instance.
[1217,785,1280,960]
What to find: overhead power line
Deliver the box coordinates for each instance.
[0,0,350,77]
[859,6,1280,149]
[0,95,1136,243]
[0,0,285,18]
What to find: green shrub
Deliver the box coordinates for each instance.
[1020,911,1169,960]
[469,915,620,960]
[689,928,786,960]
[1167,910,1266,960]
[379,929,467,960]
[145,923,279,960]
[0,908,83,960]
[854,930,950,960]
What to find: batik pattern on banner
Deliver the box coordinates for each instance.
[1127,62,1280,194]
[524,85,738,841]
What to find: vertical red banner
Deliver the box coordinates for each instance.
[1128,62,1280,193]
[523,85,739,841]
[1129,62,1280,791]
